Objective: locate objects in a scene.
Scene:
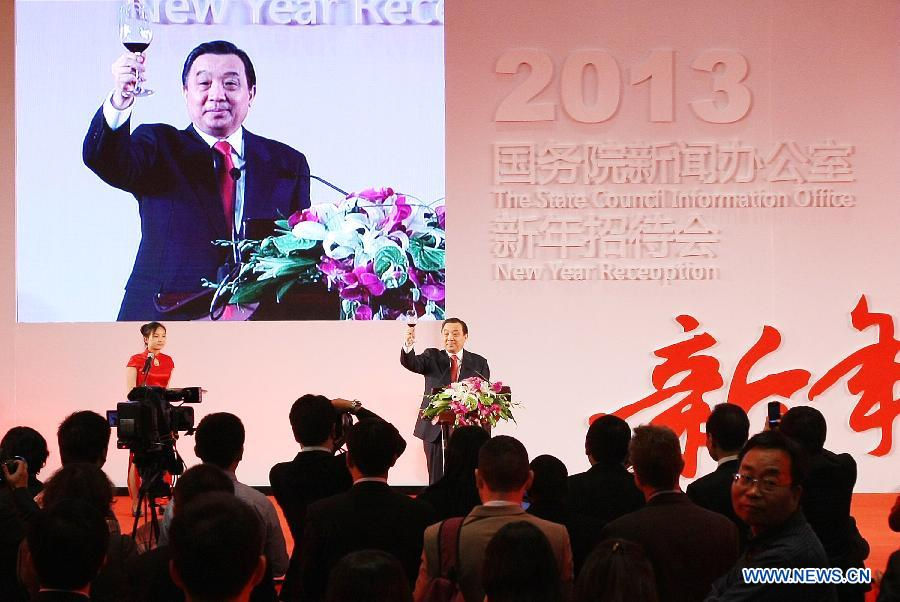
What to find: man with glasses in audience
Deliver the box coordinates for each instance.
[705,430,838,601]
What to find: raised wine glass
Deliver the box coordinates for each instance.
[119,0,154,97]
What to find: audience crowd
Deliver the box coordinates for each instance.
[1,397,897,602]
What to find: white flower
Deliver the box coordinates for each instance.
[292,221,326,241]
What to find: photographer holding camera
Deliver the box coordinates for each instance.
[270,395,382,601]
[295,417,435,602]
[1,456,32,601]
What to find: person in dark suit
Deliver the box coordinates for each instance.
[527,454,605,577]
[686,403,750,546]
[23,499,110,601]
[296,418,435,602]
[83,40,310,320]
[400,317,490,483]
[779,406,870,602]
[602,425,739,602]
[567,415,644,524]
[270,395,381,601]
[0,427,49,601]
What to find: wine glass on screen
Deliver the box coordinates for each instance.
[405,308,418,328]
[119,0,154,97]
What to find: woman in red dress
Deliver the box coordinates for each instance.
[125,321,174,515]
[126,321,174,390]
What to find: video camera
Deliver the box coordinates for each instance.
[110,386,202,479]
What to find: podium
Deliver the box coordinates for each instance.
[430,385,511,470]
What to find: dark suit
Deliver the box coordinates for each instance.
[83,107,310,320]
[270,450,352,602]
[295,481,436,602]
[527,500,605,577]
[270,451,353,540]
[686,458,750,547]
[400,347,490,483]
[270,406,381,540]
[602,491,739,602]
[567,462,645,525]
[801,449,870,602]
[0,488,34,601]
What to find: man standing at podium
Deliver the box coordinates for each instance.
[401,318,490,484]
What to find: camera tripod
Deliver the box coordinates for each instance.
[130,454,176,547]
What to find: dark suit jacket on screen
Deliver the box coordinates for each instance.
[83,107,310,320]
[296,481,436,602]
[602,491,739,602]
[400,347,490,442]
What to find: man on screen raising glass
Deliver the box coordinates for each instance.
[400,317,490,484]
[83,41,311,320]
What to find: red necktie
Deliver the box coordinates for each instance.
[450,354,459,383]
[213,140,235,233]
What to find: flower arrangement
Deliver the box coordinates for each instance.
[216,187,445,320]
[422,377,517,428]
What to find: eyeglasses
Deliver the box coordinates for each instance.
[732,472,793,494]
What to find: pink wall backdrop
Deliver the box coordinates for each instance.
[3,0,899,490]
[444,0,899,490]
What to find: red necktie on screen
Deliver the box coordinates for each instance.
[450,354,459,383]
[213,140,235,233]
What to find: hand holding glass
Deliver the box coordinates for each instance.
[119,0,153,97]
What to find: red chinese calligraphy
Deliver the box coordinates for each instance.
[808,295,900,456]
[727,326,811,413]
[604,315,723,477]
[594,296,898,478]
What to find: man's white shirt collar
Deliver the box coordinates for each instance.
[717,454,739,467]
[483,500,521,507]
[300,445,332,454]
[447,349,464,362]
[354,477,388,484]
[195,126,245,160]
